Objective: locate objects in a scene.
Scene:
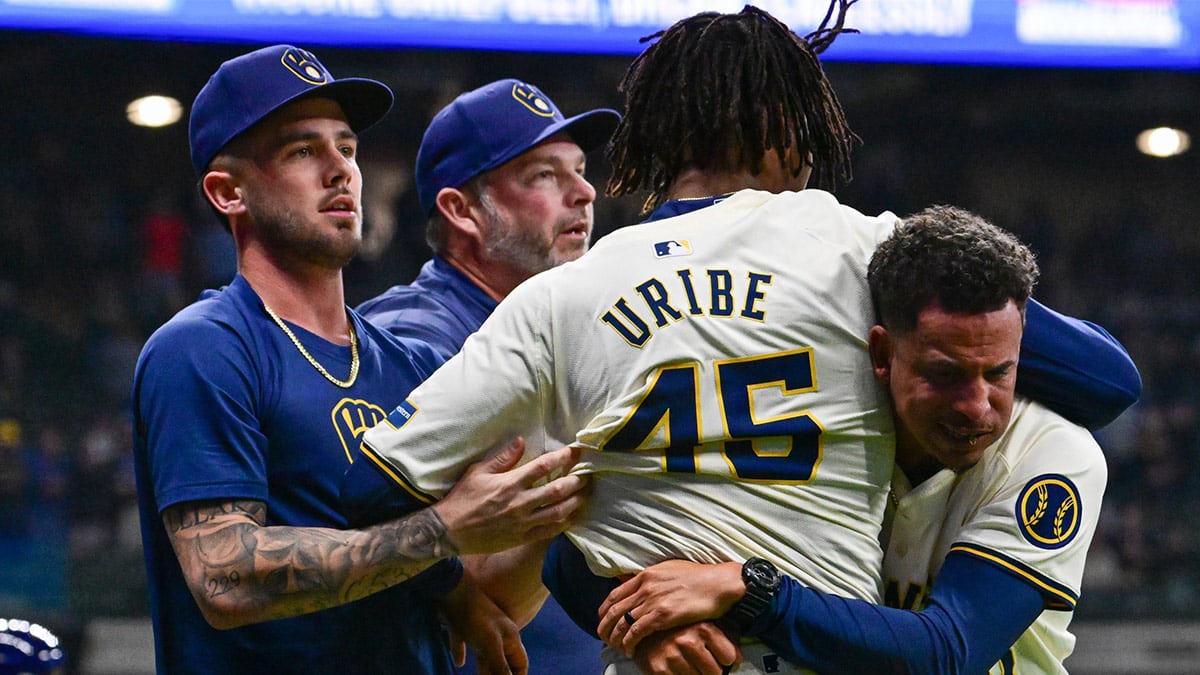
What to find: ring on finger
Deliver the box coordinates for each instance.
[624,610,636,626]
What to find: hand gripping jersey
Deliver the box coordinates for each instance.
[884,397,1108,674]
[361,189,898,602]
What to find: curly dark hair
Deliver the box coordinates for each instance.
[606,3,860,212]
[869,205,1040,334]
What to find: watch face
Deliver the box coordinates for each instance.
[746,564,768,584]
[722,558,782,636]
[744,557,781,590]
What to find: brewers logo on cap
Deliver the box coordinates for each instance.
[282,47,329,85]
[512,82,556,118]
[1015,474,1082,549]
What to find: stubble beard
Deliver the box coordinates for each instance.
[252,193,361,270]
[479,195,588,277]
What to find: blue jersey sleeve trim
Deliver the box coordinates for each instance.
[340,443,437,528]
[354,400,437,506]
[357,441,438,506]
[948,543,1077,610]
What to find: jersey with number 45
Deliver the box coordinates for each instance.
[361,188,898,602]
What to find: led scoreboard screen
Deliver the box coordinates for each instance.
[2,0,1196,69]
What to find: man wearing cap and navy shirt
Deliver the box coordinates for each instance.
[357,79,618,359]
[353,80,619,673]
[132,46,588,674]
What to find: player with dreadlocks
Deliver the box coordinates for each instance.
[607,2,859,212]
[346,4,1139,673]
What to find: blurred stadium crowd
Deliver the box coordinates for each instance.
[1,34,1197,668]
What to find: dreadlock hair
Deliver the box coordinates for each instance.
[607,2,860,212]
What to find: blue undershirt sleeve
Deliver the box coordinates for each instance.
[754,551,1046,674]
[1016,298,1142,430]
[542,540,1049,673]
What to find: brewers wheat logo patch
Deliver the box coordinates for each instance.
[1016,474,1081,549]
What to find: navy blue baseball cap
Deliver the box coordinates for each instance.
[189,44,394,176]
[416,79,620,215]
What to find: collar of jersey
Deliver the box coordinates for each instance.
[643,193,734,223]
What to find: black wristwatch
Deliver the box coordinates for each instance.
[718,557,782,635]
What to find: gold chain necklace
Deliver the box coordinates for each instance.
[262,304,359,388]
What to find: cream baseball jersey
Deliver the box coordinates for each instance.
[362,188,898,601]
[884,397,1108,674]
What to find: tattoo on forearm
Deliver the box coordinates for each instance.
[206,570,240,598]
[163,499,459,622]
[348,508,457,599]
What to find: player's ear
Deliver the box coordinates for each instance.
[867,325,892,384]
[202,170,246,217]
[435,187,484,241]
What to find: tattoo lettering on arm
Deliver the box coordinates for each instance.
[163,500,265,602]
[162,498,459,628]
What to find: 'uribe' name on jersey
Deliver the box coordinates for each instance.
[600,267,773,348]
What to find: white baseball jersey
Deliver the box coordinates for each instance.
[363,188,898,602]
[883,397,1108,674]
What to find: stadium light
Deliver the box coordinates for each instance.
[126,95,183,128]
[1136,126,1191,158]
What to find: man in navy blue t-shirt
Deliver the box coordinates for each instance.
[133,46,587,674]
